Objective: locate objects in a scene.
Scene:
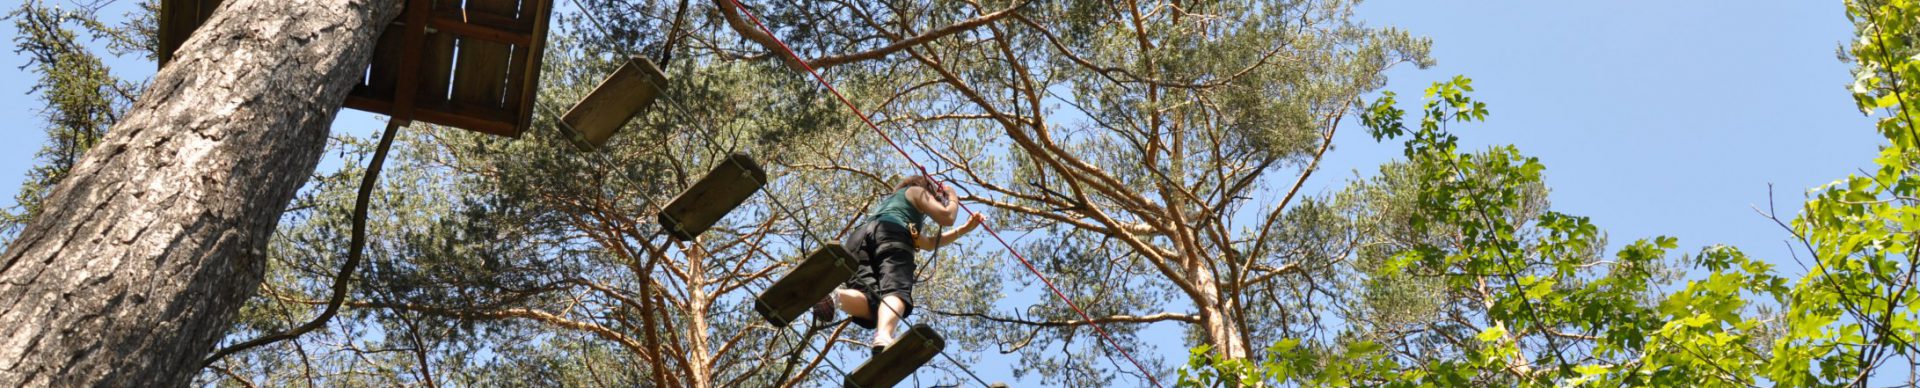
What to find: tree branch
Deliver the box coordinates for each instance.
[713,0,1026,71]
[201,119,404,368]
[931,309,1199,327]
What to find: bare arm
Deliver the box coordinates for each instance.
[907,185,959,226]
[917,213,985,250]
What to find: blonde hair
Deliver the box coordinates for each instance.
[894,175,934,191]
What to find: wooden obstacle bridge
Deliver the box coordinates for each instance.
[649,150,948,388]
[538,17,963,384]
[540,16,949,386]
[165,0,964,384]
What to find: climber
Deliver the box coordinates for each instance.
[814,175,985,356]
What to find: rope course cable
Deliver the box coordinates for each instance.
[647,81,995,387]
[561,14,994,381]
[517,37,865,388]
[716,1,1167,386]
[538,6,872,386]
[649,228,859,384]
[561,1,1090,385]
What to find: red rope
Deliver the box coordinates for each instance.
[720,2,1165,386]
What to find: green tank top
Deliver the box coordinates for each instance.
[870,189,927,230]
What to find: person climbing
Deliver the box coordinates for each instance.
[814,174,985,356]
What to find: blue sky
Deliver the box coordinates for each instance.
[0,0,1886,385]
[1332,1,1880,265]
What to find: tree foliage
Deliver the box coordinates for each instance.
[1,0,149,239]
[1176,0,1920,383]
[12,0,1920,386]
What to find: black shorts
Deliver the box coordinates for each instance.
[842,220,917,329]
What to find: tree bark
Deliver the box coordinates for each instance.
[1193,262,1252,360]
[0,0,401,385]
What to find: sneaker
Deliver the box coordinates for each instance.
[870,337,892,357]
[811,297,835,322]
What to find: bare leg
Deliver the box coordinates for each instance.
[834,289,872,321]
[873,295,907,347]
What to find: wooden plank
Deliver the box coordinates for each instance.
[156,0,189,66]
[158,0,223,67]
[415,0,460,104]
[345,96,517,136]
[559,56,666,150]
[508,0,554,134]
[844,325,946,388]
[449,0,516,108]
[426,13,531,45]
[381,0,434,125]
[194,0,219,21]
[360,20,408,97]
[754,243,859,328]
[658,153,767,241]
[414,107,514,136]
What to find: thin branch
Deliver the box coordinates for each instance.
[201,120,405,367]
[931,309,1199,327]
[714,0,1026,71]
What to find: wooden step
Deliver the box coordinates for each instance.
[658,152,766,241]
[844,324,946,388]
[753,243,859,328]
[560,55,668,150]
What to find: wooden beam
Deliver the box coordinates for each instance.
[658,153,767,241]
[560,56,667,150]
[344,96,516,136]
[511,0,555,134]
[415,0,461,105]
[427,11,531,45]
[158,0,223,67]
[448,0,515,109]
[385,0,434,125]
[362,21,407,97]
[844,325,946,388]
[754,243,859,328]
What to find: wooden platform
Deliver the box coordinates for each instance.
[560,56,668,150]
[754,243,859,328]
[157,0,220,67]
[658,152,767,241]
[160,0,555,137]
[844,324,946,388]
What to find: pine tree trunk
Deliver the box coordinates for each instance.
[0,0,401,385]
[1194,263,1252,360]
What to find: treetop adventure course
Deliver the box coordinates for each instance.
[147,0,1153,386]
[15,0,1920,387]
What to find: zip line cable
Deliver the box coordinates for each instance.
[716,1,1166,386]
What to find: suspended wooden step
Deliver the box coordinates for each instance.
[844,324,946,388]
[658,152,766,241]
[754,243,859,328]
[560,55,669,150]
